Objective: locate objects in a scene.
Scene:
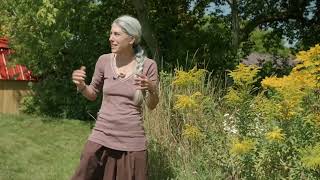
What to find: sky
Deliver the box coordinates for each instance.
[205,2,231,15]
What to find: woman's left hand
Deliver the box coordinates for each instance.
[134,74,156,93]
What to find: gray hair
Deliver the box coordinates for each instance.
[113,15,146,105]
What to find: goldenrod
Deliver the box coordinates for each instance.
[172,67,206,87]
[174,92,202,110]
[228,64,261,86]
[230,139,255,155]
[182,124,205,141]
[265,128,285,142]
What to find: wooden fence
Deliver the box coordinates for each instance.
[0,80,33,114]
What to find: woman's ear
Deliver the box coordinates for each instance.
[129,37,135,45]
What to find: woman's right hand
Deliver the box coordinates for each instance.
[72,66,86,89]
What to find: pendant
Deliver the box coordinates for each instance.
[119,73,126,78]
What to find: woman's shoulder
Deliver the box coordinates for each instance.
[98,53,113,61]
[143,57,158,75]
[144,57,157,67]
[96,53,113,65]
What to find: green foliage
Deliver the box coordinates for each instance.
[1,0,136,119]
[2,44,320,179]
[19,96,40,115]
[221,44,320,178]
[145,44,320,179]
[8,0,319,119]
[243,29,291,57]
[230,0,319,48]
[241,29,295,80]
[145,1,236,71]
[1,0,239,119]
[300,144,320,171]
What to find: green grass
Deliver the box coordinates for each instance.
[0,113,176,180]
[0,113,91,180]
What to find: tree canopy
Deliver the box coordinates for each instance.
[0,0,318,118]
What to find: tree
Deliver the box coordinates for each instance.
[131,0,160,59]
[0,0,137,119]
[4,0,317,119]
[200,0,320,49]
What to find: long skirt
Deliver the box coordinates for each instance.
[71,140,148,180]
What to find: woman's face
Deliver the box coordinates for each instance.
[109,24,135,54]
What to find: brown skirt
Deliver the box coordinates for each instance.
[71,140,148,180]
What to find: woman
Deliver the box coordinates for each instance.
[71,15,159,180]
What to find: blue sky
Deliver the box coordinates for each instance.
[205,2,231,15]
[189,1,231,15]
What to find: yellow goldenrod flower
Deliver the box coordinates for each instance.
[224,88,243,105]
[191,91,202,98]
[262,63,317,120]
[295,44,320,69]
[304,113,320,127]
[278,100,302,120]
[174,95,197,110]
[265,128,285,142]
[230,139,255,155]
[252,94,279,121]
[174,92,202,110]
[182,124,205,142]
[228,64,261,86]
[225,64,260,106]
[261,44,320,116]
[314,114,320,126]
[301,144,320,170]
[172,67,207,87]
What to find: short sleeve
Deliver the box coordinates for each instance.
[88,55,106,94]
[144,60,159,86]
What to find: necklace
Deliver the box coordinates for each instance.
[113,54,136,79]
[118,72,126,78]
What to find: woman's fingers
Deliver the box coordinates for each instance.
[134,75,155,92]
[72,70,86,77]
[72,73,86,79]
[72,66,86,85]
[134,77,149,87]
[135,74,147,79]
[73,76,86,81]
[136,86,148,90]
[73,80,81,85]
[134,78,147,83]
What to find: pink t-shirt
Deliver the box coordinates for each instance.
[87,53,158,151]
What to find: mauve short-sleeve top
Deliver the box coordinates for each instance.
[87,53,158,151]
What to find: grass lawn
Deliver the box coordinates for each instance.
[0,113,92,180]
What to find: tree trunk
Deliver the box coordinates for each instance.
[130,0,159,60]
[231,0,240,51]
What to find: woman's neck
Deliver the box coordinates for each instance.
[115,49,135,65]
